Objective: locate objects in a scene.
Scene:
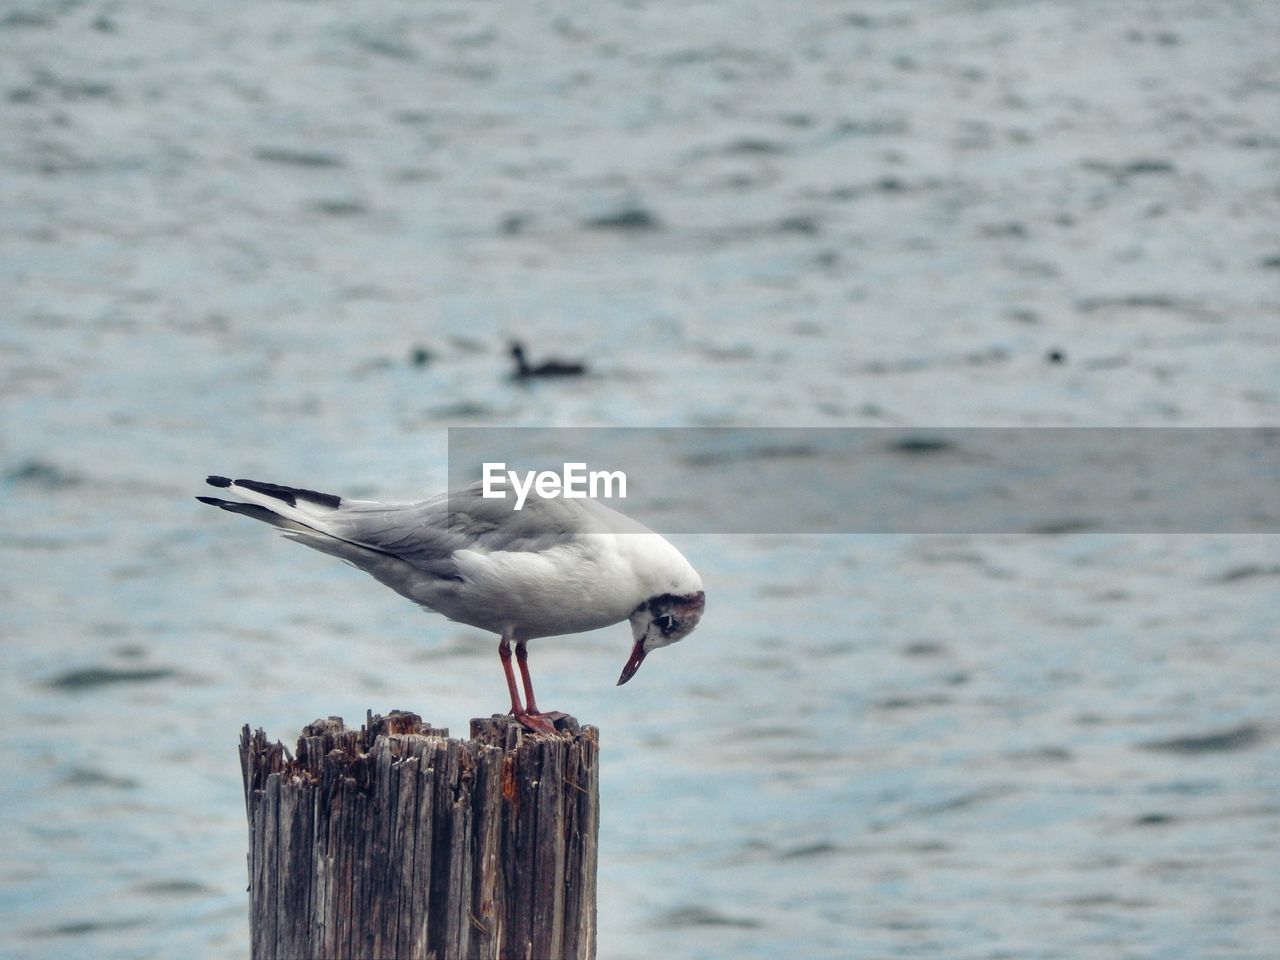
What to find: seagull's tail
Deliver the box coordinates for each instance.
[197,475,341,526]
[198,475,456,612]
[197,475,402,573]
[195,494,317,531]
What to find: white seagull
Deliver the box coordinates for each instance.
[197,476,705,733]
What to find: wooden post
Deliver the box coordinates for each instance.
[239,710,599,960]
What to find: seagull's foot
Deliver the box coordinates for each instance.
[513,709,566,736]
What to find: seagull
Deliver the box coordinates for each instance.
[197,476,705,734]
[510,341,587,379]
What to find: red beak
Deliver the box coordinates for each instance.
[617,638,647,686]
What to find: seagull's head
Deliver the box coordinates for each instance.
[617,590,706,686]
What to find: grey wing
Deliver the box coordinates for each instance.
[199,478,586,582]
[198,478,462,581]
[428,484,589,553]
[308,484,583,572]
[309,496,466,579]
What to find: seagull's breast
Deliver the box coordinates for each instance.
[444,536,646,639]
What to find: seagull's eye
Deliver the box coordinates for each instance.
[655,614,676,632]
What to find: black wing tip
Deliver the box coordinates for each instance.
[237,477,341,510]
[201,475,341,510]
[233,478,293,507]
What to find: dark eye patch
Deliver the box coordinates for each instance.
[655,613,676,633]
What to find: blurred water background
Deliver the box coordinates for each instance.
[3,1,1278,957]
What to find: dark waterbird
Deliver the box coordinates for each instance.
[510,341,587,380]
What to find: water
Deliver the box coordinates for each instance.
[3,1,1278,957]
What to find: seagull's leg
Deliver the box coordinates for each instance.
[499,633,557,736]
[498,632,524,717]
[516,643,567,734]
[515,641,540,714]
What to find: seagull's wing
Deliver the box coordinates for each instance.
[196,476,466,582]
[430,483,592,554]
[196,478,581,581]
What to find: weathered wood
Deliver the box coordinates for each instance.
[239,710,599,960]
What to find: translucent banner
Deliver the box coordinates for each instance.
[447,428,1280,534]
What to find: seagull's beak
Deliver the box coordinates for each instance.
[617,638,647,686]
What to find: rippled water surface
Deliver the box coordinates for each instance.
[3,1,1278,958]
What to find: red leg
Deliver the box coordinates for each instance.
[498,633,524,716]
[515,641,539,714]
[498,633,557,735]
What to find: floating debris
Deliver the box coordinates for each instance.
[887,435,954,455]
[44,666,176,691]
[1140,723,1265,754]
[253,147,345,168]
[583,207,661,231]
[657,905,763,929]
